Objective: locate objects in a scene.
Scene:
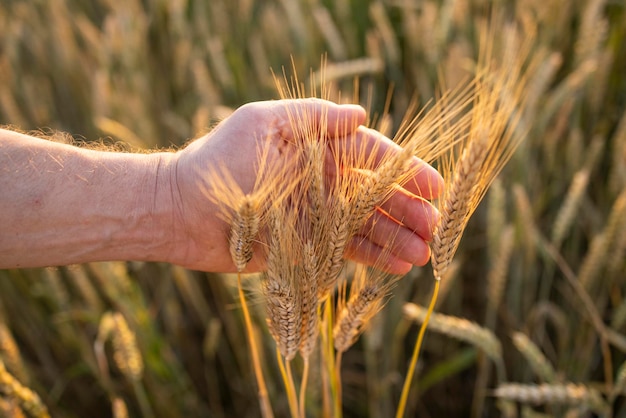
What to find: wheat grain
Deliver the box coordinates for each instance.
[493,383,608,415]
[0,359,49,418]
[511,332,557,383]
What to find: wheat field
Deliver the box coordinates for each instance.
[1,0,625,417]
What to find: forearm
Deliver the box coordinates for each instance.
[0,129,176,268]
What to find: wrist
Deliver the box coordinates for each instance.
[142,151,183,265]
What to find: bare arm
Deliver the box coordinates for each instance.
[0,99,442,273]
[0,128,176,268]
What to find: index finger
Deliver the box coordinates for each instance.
[267,98,367,139]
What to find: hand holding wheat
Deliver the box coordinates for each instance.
[170,98,442,273]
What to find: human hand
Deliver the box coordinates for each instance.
[163,98,442,274]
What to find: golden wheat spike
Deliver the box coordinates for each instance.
[0,359,50,418]
[493,383,609,415]
[551,169,590,248]
[316,194,352,299]
[0,322,27,384]
[111,396,129,418]
[229,196,261,272]
[202,129,302,272]
[0,396,27,418]
[333,260,401,353]
[403,303,503,370]
[108,313,144,382]
[431,17,539,280]
[485,225,515,326]
[299,241,320,359]
[263,211,303,361]
[431,131,489,279]
[333,284,383,353]
[511,332,557,383]
[580,188,626,291]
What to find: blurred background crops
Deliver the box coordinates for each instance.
[1,0,625,417]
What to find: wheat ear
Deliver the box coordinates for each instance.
[550,169,590,248]
[299,241,320,358]
[0,396,26,418]
[0,322,27,384]
[333,263,400,355]
[316,194,352,299]
[230,196,274,418]
[431,132,489,279]
[403,303,504,377]
[229,196,261,272]
[107,313,154,418]
[0,359,50,418]
[493,383,609,415]
[263,212,303,362]
[511,332,557,383]
[108,312,144,382]
[111,396,129,418]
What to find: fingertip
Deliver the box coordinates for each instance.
[336,103,366,126]
[387,260,413,275]
[408,159,445,199]
[430,169,445,198]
